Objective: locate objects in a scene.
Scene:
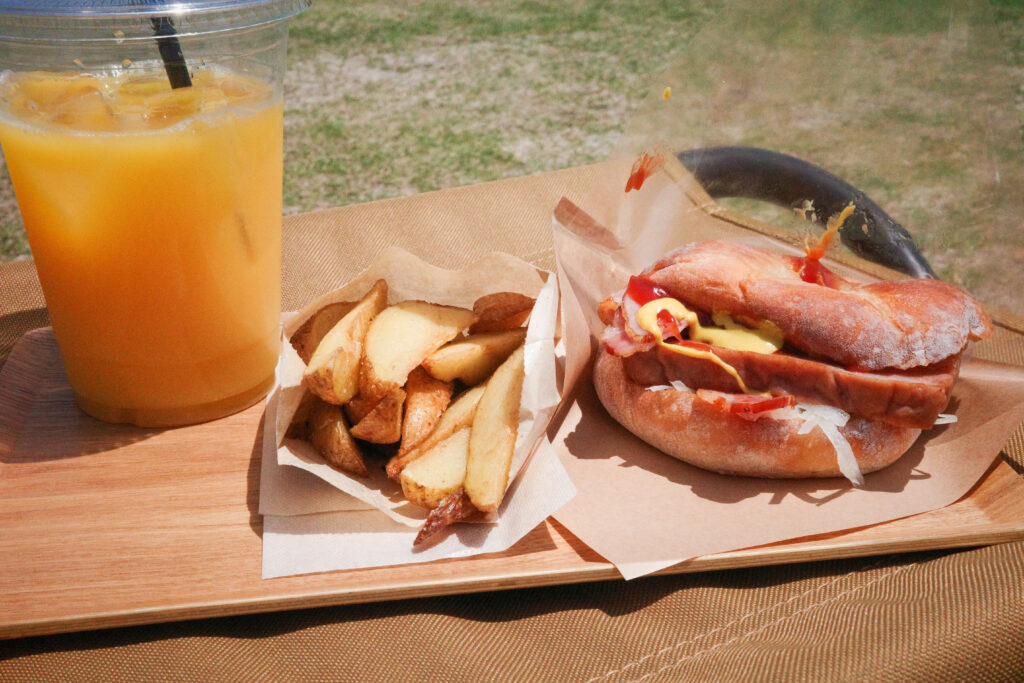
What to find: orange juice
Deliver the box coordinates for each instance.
[0,68,282,426]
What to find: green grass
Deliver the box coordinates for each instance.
[1,0,1022,313]
[289,1,706,49]
[0,217,28,259]
[278,0,714,212]
[0,0,714,259]
[623,0,1024,308]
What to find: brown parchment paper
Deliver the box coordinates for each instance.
[546,157,1024,579]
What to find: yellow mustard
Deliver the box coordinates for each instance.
[635,298,784,396]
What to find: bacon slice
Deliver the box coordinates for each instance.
[623,345,958,429]
[602,326,642,357]
[695,389,795,421]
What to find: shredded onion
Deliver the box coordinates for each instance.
[759,407,799,421]
[816,419,864,486]
[933,413,958,425]
[640,384,865,485]
[645,380,693,393]
[797,403,851,428]
[772,403,863,486]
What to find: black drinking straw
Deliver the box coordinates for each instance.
[128,1,192,89]
[150,15,192,89]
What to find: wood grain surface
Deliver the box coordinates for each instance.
[2,327,1024,639]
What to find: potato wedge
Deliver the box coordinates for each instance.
[400,367,453,456]
[400,428,470,509]
[349,387,405,444]
[385,383,486,479]
[413,489,476,547]
[303,279,388,405]
[285,390,315,440]
[309,399,367,476]
[359,300,476,401]
[343,393,377,426]
[423,328,528,385]
[290,301,356,364]
[469,292,534,334]
[464,345,525,512]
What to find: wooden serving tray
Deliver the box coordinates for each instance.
[2,328,1024,640]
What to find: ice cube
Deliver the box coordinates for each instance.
[52,86,116,131]
[219,75,270,104]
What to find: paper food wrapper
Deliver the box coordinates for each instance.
[259,248,575,578]
[546,156,1024,580]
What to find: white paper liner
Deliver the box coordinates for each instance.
[262,436,575,577]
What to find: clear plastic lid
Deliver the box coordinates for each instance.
[0,0,311,41]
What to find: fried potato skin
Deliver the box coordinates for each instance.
[469,292,535,334]
[400,367,454,456]
[422,328,527,385]
[385,383,486,479]
[359,300,476,401]
[308,399,367,476]
[464,345,526,512]
[303,280,388,405]
[349,388,406,444]
[290,284,532,545]
[413,489,477,547]
[290,301,357,364]
[400,428,471,509]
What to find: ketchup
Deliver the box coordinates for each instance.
[625,275,670,305]
[786,255,844,287]
[789,204,856,287]
[625,276,683,340]
[657,309,682,341]
[696,390,795,421]
[625,153,666,192]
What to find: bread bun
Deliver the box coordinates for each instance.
[593,349,921,479]
[646,241,992,371]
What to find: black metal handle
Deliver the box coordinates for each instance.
[676,146,936,278]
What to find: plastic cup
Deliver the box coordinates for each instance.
[0,1,309,427]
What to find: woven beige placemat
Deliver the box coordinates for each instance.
[0,260,47,370]
[2,543,1022,681]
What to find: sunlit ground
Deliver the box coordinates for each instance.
[1,1,1020,312]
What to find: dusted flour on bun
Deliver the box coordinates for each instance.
[594,238,991,484]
